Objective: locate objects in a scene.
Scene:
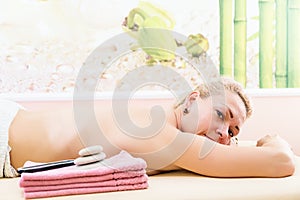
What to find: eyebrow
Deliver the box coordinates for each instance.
[220,103,235,120]
[227,106,234,118]
[225,106,241,133]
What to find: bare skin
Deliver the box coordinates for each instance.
[8,91,295,177]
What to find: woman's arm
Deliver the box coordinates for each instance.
[173,133,295,177]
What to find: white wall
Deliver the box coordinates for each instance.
[240,89,300,156]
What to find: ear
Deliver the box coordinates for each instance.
[183,91,200,109]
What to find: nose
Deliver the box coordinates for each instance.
[216,124,229,140]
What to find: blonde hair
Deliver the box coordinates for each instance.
[176,77,252,118]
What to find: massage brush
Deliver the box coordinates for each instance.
[17,145,105,174]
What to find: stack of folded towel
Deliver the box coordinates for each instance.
[19,151,148,199]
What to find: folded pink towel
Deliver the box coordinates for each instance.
[19,151,149,199]
[20,150,147,182]
[20,169,146,187]
[23,174,148,192]
[23,182,148,199]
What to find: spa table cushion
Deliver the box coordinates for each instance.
[1,155,300,200]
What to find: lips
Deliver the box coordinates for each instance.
[204,134,230,145]
[204,134,217,142]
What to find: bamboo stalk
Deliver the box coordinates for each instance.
[234,0,247,87]
[287,0,300,87]
[275,0,288,88]
[259,0,275,88]
[219,0,233,77]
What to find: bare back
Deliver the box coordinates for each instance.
[8,98,179,171]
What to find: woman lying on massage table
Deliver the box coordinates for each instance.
[5,77,295,178]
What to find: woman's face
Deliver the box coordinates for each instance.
[180,90,247,145]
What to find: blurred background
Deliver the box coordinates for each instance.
[1,0,300,155]
[0,0,262,93]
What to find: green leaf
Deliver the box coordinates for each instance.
[138,1,175,29]
[250,16,259,20]
[247,32,259,41]
[142,16,168,28]
[138,28,177,60]
[184,34,209,57]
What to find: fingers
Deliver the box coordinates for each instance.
[256,134,277,147]
[256,135,271,146]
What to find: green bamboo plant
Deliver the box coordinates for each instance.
[287,0,300,87]
[234,0,247,87]
[259,0,275,88]
[219,0,233,77]
[275,0,288,88]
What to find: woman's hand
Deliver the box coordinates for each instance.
[257,134,293,152]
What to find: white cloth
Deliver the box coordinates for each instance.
[0,100,22,178]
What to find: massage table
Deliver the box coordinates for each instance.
[1,147,300,199]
